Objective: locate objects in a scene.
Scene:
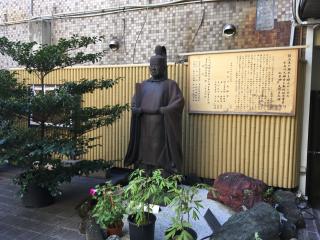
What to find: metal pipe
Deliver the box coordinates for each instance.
[299,25,320,195]
[289,21,296,46]
[0,0,225,26]
[30,0,33,16]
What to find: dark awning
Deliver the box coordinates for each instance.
[299,0,320,20]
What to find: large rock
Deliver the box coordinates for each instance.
[208,172,267,211]
[273,190,305,239]
[274,190,305,228]
[211,202,281,240]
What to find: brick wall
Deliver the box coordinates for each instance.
[0,0,292,68]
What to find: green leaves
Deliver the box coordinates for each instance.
[165,184,206,240]
[165,218,193,240]
[0,35,127,198]
[91,182,125,228]
[0,37,36,68]
[125,169,182,226]
[0,70,30,98]
[0,35,105,76]
[0,70,31,123]
[13,159,112,197]
[61,78,120,95]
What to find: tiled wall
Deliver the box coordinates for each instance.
[0,0,292,68]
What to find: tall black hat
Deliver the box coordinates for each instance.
[150,45,167,67]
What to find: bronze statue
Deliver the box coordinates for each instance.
[124,46,184,174]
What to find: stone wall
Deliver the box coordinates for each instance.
[0,0,292,68]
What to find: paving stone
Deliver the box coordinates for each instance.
[0,213,8,221]
[0,226,26,239]
[0,186,17,195]
[307,231,320,240]
[31,234,59,240]
[0,222,15,234]
[58,218,82,230]
[49,227,85,240]
[19,210,66,225]
[2,215,54,234]
[13,231,43,240]
[0,195,20,206]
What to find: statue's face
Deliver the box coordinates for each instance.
[149,57,165,79]
[149,63,163,79]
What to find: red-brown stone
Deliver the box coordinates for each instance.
[207,172,267,212]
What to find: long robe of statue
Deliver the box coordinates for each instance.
[124,46,184,173]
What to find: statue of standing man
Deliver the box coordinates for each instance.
[124,46,184,174]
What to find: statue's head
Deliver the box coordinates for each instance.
[149,45,167,80]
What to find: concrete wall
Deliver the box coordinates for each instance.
[0,0,292,68]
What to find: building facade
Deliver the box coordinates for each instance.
[0,0,292,68]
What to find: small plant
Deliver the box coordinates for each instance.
[91,182,125,231]
[165,184,205,240]
[125,169,182,226]
[263,187,275,205]
[295,191,308,209]
[254,232,263,240]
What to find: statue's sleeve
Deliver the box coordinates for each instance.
[160,81,184,172]
[124,84,141,166]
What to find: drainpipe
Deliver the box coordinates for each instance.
[30,0,33,16]
[300,26,315,195]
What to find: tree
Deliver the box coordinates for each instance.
[0,70,31,165]
[0,35,128,198]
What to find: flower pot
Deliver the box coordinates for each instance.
[165,227,198,240]
[105,220,124,236]
[128,212,156,240]
[22,184,54,208]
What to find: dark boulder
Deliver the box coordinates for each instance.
[273,190,305,239]
[280,221,297,240]
[274,190,305,228]
[211,202,281,240]
[208,172,267,211]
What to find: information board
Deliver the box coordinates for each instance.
[189,48,299,115]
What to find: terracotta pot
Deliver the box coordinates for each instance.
[106,220,124,236]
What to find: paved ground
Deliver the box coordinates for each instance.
[0,164,319,240]
[298,208,320,240]
[0,165,105,240]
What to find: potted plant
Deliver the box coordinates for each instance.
[0,35,128,207]
[14,159,112,207]
[125,169,182,240]
[91,182,125,236]
[165,185,205,240]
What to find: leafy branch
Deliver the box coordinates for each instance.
[0,35,128,197]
